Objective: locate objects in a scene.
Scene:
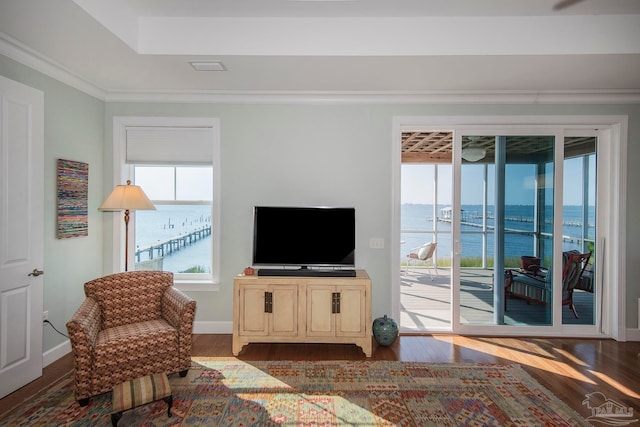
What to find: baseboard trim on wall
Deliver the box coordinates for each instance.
[625,328,640,342]
[43,340,71,368]
[193,321,233,334]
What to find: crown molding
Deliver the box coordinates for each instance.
[2,33,640,105]
[105,89,640,105]
[0,33,106,100]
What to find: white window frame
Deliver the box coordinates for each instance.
[112,116,221,291]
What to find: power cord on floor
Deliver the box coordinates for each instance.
[43,319,69,339]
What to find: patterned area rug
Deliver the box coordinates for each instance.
[0,359,590,426]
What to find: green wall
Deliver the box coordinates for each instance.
[2,52,639,357]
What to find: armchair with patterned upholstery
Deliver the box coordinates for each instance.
[66,271,196,405]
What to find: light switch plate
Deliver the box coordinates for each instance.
[370,238,384,249]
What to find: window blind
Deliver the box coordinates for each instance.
[126,126,214,164]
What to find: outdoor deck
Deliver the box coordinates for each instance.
[400,267,595,331]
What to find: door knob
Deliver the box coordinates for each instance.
[28,268,44,277]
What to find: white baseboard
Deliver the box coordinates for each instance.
[625,328,640,341]
[43,340,71,367]
[193,320,233,334]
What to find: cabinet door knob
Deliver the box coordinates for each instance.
[332,292,341,314]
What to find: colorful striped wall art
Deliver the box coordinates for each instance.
[56,159,89,239]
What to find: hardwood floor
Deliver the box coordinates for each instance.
[2,334,639,421]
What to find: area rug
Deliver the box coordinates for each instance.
[0,359,590,426]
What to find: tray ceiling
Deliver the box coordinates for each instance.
[0,0,639,98]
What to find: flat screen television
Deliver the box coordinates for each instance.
[252,206,356,276]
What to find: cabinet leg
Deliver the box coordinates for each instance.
[357,339,373,357]
[232,338,245,356]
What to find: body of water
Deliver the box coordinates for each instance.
[401,203,595,263]
[135,205,212,273]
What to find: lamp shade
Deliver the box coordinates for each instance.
[98,180,156,212]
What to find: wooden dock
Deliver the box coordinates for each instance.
[438,213,591,228]
[135,226,211,261]
[437,217,587,245]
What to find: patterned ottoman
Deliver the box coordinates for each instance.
[111,373,172,426]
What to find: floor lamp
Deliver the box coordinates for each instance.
[99,180,155,271]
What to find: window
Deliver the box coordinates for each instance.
[113,117,220,289]
[134,166,213,279]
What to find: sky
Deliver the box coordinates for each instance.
[401,156,594,206]
[135,166,213,201]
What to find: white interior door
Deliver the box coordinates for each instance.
[0,75,44,398]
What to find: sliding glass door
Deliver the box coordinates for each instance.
[562,137,597,326]
[458,135,555,326]
[395,116,623,338]
[455,132,598,329]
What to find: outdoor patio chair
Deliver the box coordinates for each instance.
[405,242,437,280]
[504,250,591,317]
[560,250,591,317]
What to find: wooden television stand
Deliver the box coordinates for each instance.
[232,269,372,357]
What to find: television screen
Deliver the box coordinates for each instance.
[252,206,355,268]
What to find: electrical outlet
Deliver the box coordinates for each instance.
[42,311,48,322]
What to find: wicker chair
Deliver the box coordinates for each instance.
[66,271,196,406]
[405,242,438,279]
